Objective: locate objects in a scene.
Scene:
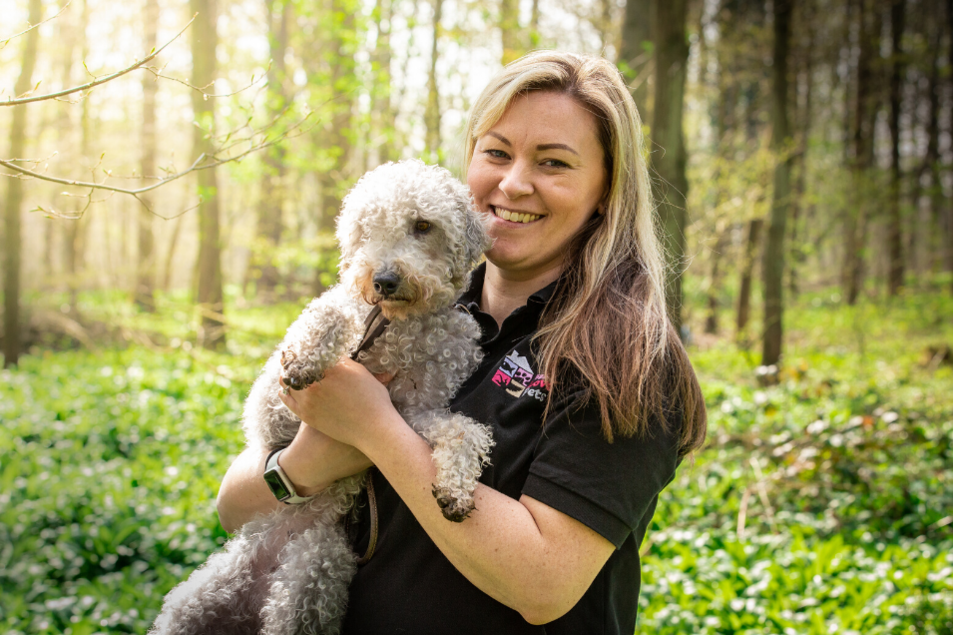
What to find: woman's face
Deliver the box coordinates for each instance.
[467,91,608,282]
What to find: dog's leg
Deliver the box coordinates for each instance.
[150,537,260,635]
[414,411,494,522]
[258,474,365,635]
[259,520,357,635]
[244,354,305,450]
[278,286,366,391]
[149,509,307,635]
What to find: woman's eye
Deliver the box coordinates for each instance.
[485,149,509,159]
[542,159,570,168]
[415,220,432,234]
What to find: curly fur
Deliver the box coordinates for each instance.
[151,160,494,635]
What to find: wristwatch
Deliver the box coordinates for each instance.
[263,448,314,504]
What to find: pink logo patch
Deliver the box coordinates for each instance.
[492,351,548,402]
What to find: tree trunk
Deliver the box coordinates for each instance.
[313,0,357,296]
[788,0,813,300]
[910,26,941,281]
[843,0,878,305]
[53,3,78,296]
[425,0,443,161]
[704,21,736,337]
[135,0,159,312]
[162,215,184,291]
[253,0,290,302]
[370,0,395,165]
[63,0,91,312]
[736,218,763,344]
[529,0,540,47]
[191,0,226,349]
[652,0,690,336]
[620,0,655,124]
[947,0,953,294]
[887,0,906,296]
[841,0,855,167]
[704,230,729,336]
[3,0,43,368]
[597,0,615,53]
[761,0,792,368]
[500,0,520,65]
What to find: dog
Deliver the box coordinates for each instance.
[151,160,494,635]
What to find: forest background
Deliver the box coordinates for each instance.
[2,0,952,632]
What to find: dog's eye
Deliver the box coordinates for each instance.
[414,220,432,234]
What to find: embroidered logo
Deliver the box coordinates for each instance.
[491,350,548,401]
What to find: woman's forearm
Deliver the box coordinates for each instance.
[216,422,372,533]
[216,445,283,533]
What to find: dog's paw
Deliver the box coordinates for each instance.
[432,485,475,523]
[279,349,324,391]
[280,372,317,391]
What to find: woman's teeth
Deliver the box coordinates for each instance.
[493,207,541,224]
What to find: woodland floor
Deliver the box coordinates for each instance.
[2,283,952,634]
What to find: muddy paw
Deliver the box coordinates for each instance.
[280,373,309,391]
[279,369,324,391]
[280,350,324,390]
[279,363,312,391]
[432,486,475,523]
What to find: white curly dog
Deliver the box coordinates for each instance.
[151,160,494,635]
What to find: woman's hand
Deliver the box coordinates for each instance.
[217,362,393,533]
[278,359,398,452]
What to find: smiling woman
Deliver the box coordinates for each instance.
[215,50,706,635]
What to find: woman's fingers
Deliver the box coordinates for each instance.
[373,371,396,385]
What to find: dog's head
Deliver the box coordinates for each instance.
[336,159,491,320]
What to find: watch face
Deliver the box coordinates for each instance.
[263,469,291,501]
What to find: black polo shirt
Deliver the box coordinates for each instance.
[342,264,682,634]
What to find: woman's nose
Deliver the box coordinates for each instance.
[499,164,533,200]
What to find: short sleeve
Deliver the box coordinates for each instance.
[521,391,682,548]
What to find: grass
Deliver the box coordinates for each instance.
[1,286,951,634]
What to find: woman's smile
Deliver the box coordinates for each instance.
[489,205,543,224]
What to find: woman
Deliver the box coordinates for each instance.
[217,51,706,633]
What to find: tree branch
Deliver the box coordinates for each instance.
[1,15,195,106]
[0,0,71,52]
[0,110,314,219]
[142,62,271,99]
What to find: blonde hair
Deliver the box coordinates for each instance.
[464,51,706,454]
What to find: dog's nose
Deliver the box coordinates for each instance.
[373,271,401,297]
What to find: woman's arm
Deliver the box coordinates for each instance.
[216,421,372,533]
[279,360,616,625]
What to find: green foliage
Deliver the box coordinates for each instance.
[2,291,951,633]
[638,293,953,633]
[0,348,255,633]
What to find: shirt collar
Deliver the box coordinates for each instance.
[455,261,562,313]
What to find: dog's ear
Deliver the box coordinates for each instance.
[335,167,381,271]
[335,205,363,271]
[462,197,492,268]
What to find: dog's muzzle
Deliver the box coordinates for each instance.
[372,271,401,298]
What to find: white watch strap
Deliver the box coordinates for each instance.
[264,448,314,504]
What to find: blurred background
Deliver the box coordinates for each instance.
[2,0,952,633]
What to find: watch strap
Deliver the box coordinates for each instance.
[264,448,314,504]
